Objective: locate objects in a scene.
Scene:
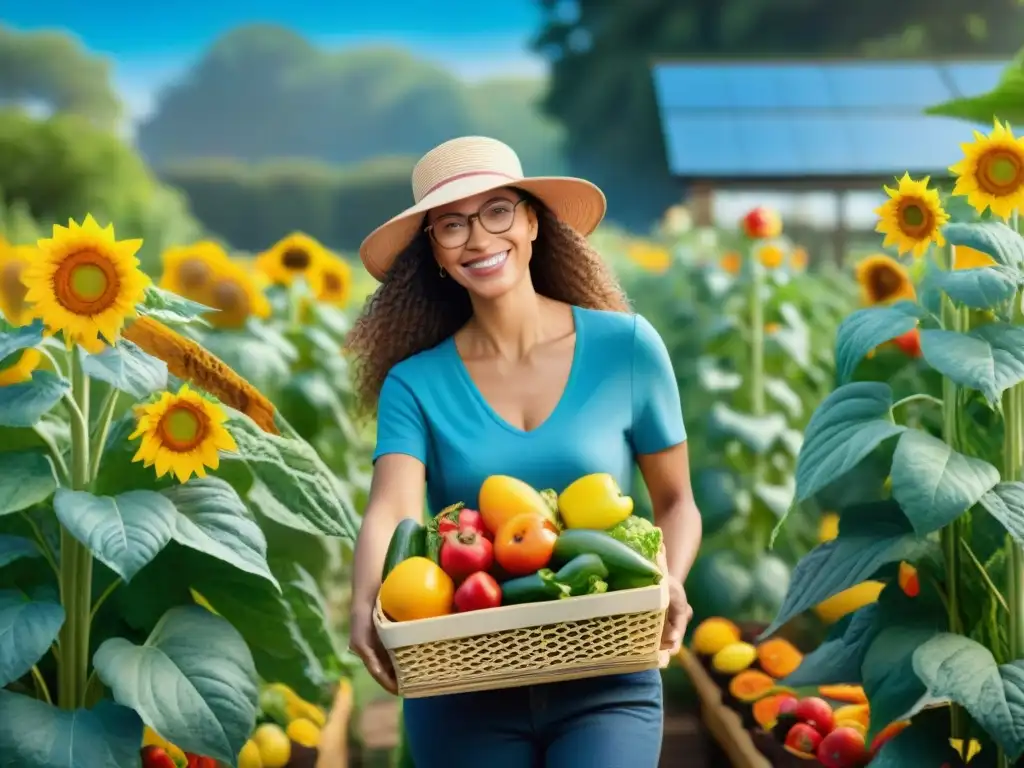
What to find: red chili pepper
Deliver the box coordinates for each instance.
[141,747,177,768]
[440,528,494,583]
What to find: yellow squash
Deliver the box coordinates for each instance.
[379,556,454,621]
[558,473,633,529]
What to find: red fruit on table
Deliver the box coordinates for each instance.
[784,722,823,756]
[453,571,503,612]
[817,726,870,768]
[185,755,217,768]
[140,746,177,768]
[440,529,494,583]
[741,207,782,239]
[794,696,836,736]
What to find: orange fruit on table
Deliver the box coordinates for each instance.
[379,556,454,621]
[494,512,558,576]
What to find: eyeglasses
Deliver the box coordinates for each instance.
[425,198,526,249]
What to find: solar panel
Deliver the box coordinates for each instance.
[823,64,951,110]
[651,65,736,110]
[660,115,741,175]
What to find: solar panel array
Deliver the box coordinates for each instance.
[650,61,1007,179]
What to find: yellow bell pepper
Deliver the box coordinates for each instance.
[813,581,884,624]
[557,473,633,529]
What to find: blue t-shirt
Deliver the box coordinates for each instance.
[372,305,686,516]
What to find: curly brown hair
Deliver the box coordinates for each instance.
[345,191,630,413]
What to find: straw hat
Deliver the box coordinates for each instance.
[358,136,607,280]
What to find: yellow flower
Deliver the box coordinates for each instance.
[874,174,949,258]
[0,243,37,326]
[205,258,272,329]
[719,251,741,275]
[950,119,1024,219]
[22,215,149,353]
[129,384,238,483]
[755,244,785,270]
[159,241,231,299]
[315,254,353,306]
[0,348,41,387]
[949,737,982,763]
[790,247,808,271]
[255,232,328,288]
[818,512,840,543]
[764,322,781,334]
[626,242,671,274]
[854,254,916,306]
[953,245,997,270]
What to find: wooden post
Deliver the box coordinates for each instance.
[833,188,848,266]
[690,182,715,227]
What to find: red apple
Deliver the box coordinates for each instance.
[817,726,870,768]
[794,696,835,736]
[784,722,823,757]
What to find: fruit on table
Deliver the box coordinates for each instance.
[784,723,823,757]
[501,568,572,604]
[552,529,662,585]
[752,693,797,730]
[832,703,870,731]
[379,556,454,621]
[794,696,835,736]
[253,723,291,768]
[185,755,216,768]
[817,726,870,768]
[286,717,322,748]
[711,641,757,674]
[741,206,782,239]
[691,617,741,656]
[557,473,633,529]
[454,571,503,612]
[286,697,327,728]
[141,746,179,768]
[728,669,776,703]
[553,553,609,595]
[479,475,557,533]
[238,740,263,768]
[381,518,427,580]
[494,512,558,576]
[756,637,803,678]
[818,684,868,705]
[814,581,884,624]
[440,527,494,583]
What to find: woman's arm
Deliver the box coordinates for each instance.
[637,441,702,583]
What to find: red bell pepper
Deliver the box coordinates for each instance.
[185,755,217,768]
[454,571,502,612]
[141,747,177,768]
[440,528,493,583]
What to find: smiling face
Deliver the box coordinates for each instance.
[425,188,539,301]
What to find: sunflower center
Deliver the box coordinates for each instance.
[282,249,310,270]
[869,266,904,301]
[897,199,933,237]
[978,149,1024,195]
[157,403,208,452]
[323,272,341,293]
[53,251,120,315]
[0,262,27,308]
[178,258,212,291]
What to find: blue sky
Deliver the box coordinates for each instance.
[3,0,550,123]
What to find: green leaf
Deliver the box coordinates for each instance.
[862,624,945,739]
[161,477,278,587]
[834,304,921,384]
[0,589,64,686]
[760,500,933,637]
[708,403,787,454]
[0,320,44,361]
[0,451,57,516]
[0,535,39,568]
[53,488,175,583]
[979,482,1024,548]
[869,706,959,768]
[782,604,881,687]
[0,371,69,428]
[912,633,1024,759]
[226,414,359,541]
[794,382,905,503]
[80,340,168,399]
[764,377,803,418]
[137,285,212,327]
[920,323,1024,404]
[0,691,143,768]
[943,221,1024,270]
[890,429,1000,535]
[931,265,1023,311]
[93,605,259,763]
[276,560,344,666]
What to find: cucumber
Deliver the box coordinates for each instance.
[381,518,426,580]
[501,569,571,604]
[554,554,609,596]
[552,530,662,584]
[608,572,659,591]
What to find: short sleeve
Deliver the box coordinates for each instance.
[630,313,686,454]
[373,371,428,464]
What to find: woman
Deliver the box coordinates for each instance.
[346,136,702,768]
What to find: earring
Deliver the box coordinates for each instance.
[439,265,447,278]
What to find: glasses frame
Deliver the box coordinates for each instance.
[424,198,527,249]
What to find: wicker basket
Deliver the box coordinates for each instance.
[374,581,669,698]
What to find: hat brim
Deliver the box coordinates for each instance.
[358,174,607,281]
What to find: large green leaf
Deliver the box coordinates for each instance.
[920,324,1024,405]
[81,341,168,399]
[93,605,259,764]
[834,304,921,385]
[931,265,1023,311]
[0,320,44,361]
[0,691,142,768]
[760,500,933,637]
[0,535,39,569]
[0,589,64,686]
[53,488,175,583]
[979,482,1024,548]
[794,382,905,503]
[708,403,787,454]
[913,633,1024,759]
[0,451,57,517]
[276,560,344,667]
[942,221,1024,270]
[862,624,945,740]
[869,705,960,767]
[161,477,277,587]
[782,603,881,687]
[137,285,212,328]
[0,371,68,428]
[226,414,358,540]
[890,429,999,535]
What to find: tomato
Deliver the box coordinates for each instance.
[440,529,493,583]
[454,571,502,612]
[494,512,558,576]
[140,747,177,768]
[379,556,454,621]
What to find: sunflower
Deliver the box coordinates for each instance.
[755,244,785,270]
[204,258,271,329]
[129,384,238,483]
[874,174,949,258]
[0,243,37,326]
[255,232,328,288]
[159,241,231,300]
[22,215,149,353]
[953,245,997,270]
[0,348,41,387]
[315,254,354,306]
[950,120,1024,219]
[719,251,741,275]
[790,247,808,271]
[854,254,916,306]
[626,242,672,274]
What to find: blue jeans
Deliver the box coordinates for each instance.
[402,669,663,767]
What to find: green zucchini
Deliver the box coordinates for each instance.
[553,530,662,584]
[501,569,571,604]
[608,572,660,591]
[554,553,609,595]
[381,518,426,580]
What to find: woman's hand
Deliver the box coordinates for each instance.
[660,574,692,655]
[349,603,398,695]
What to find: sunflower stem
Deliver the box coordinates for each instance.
[88,388,119,483]
[32,424,70,486]
[57,351,92,711]
[749,251,766,487]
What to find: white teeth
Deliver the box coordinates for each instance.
[465,251,508,270]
